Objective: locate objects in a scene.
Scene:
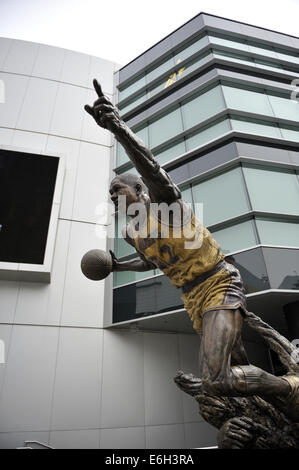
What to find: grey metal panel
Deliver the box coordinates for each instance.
[188,141,239,177]
[172,14,205,46]
[235,141,294,164]
[291,37,299,51]
[264,30,296,49]
[202,13,243,35]
[288,150,299,166]
[144,36,174,67]
[119,54,146,84]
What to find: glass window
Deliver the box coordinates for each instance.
[154,139,186,165]
[149,105,183,148]
[182,85,225,131]
[262,247,299,290]
[222,84,274,117]
[213,50,255,66]
[117,166,140,177]
[256,218,299,247]
[114,215,135,258]
[211,220,258,254]
[248,43,277,59]
[174,35,209,62]
[233,247,270,293]
[146,55,175,83]
[254,58,282,71]
[181,186,193,210]
[243,166,299,215]
[209,34,250,52]
[119,90,147,116]
[186,119,231,151]
[192,166,250,226]
[113,267,156,287]
[230,117,282,138]
[267,92,299,122]
[276,49,299,65]
[280,125,299,143]
[118,73,146,102]
[116,142,128,167]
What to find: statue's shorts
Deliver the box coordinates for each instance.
[181,261,247,332]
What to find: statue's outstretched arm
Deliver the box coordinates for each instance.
[85,80,181,203]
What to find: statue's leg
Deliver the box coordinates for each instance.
[200,308,291,398]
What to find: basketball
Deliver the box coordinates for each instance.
[81,249,113,281]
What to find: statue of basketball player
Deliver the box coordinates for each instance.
[84,80,299,419]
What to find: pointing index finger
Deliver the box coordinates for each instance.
[93,79,104,97]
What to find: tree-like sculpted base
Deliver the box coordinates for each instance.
[174,311,299,449]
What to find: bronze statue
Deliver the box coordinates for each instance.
[85,80,299,448]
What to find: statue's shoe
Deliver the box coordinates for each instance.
[278,375,299,422]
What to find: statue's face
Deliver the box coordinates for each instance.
[109,179,142,214]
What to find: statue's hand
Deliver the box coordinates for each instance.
[84,79,121,133]
[217,417,255,449]
[109,250,120,271]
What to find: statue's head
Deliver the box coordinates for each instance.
[109,173,149,214]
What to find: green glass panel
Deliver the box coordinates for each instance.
[135,125,149,146]
[209,35,250,52]
[192,167,249,227]
[155,139,186,165]
[248,43,277,59]
[119,90,147,115]
[280,125,299,142]
[230,117,282,138]
[213,50,255,66]
[268,92,299,122]
[116,142,128,166]
[174,36,209,62]
[186,119,231,151]
[222,85,274,117]
[118,74,146,102]
[211,220,257,254]
[114,215,135,258]
[113,268,156,287]
[243,166,299,215]
[149,106,183,148]
[182,85,225,130]
[146,55,175,83]
[181,186,194,210]
[276,49,299,65]
[256,218,299,247]
[254,59,282,71]
[117,166,140,177]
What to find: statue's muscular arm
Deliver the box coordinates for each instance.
[85,80,181,204]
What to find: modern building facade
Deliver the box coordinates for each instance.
[111,13,299,373]
[0,12,298,449]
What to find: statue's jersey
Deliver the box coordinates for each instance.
[128,201,224,288]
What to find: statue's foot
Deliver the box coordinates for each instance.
[174,371,202,397]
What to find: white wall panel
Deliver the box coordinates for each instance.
[2,39,39,75]
[50,83,87,140]
[0,38,12,69]
[60,220,107,327]
[145,423,185,449]
[11,129,47,153]
[0,72,29,128]
[50,327,103,430]
[49,429,100,449]
[144,333,183,426]
[0,282,19,323]
[0,325,59,432]
[88,56,115,95]
[72,141,111,224]
[17,77,58,134]
[32,44,65,81]
[100,426,145,449]
[14,220,71,326]
[60,50,90,88]
[45,135,80,220]
[0,128,13,146]
[101,330,144,428]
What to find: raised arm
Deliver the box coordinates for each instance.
[85,80,181,203]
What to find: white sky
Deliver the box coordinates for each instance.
[0,0,299,66]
